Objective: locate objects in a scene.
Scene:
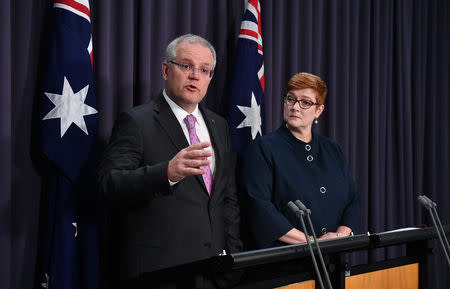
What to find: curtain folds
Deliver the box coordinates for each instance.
[3,1,449,288]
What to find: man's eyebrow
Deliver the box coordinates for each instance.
[178,58,212,67]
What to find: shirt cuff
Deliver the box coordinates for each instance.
[168,179,178,186]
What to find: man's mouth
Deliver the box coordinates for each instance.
[186,84,198,91]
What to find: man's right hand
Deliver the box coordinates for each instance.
[167,142,212,182]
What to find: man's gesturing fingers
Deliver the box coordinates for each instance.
[167,142,212,182]
[185,142,211,151]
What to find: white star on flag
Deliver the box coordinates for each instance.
[43,76,98,137]
[236,91,262,140]
[41,273,49,288]
[72,222,78,237]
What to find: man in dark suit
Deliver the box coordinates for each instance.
[97,34,242,288]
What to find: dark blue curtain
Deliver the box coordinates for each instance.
[2,1,449,288]
[0,1,11,289]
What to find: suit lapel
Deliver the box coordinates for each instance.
[153,93,190,151]
[154,94,212,196]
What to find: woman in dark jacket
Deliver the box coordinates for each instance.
[240,72,361,249]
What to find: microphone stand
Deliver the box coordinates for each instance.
[287,201,326,289]
[417,195,450,268]
[295,200,333,289]
[422,195,450,255]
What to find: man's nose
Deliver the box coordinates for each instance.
[188,68,200,79]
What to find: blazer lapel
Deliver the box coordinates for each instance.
[153,93,189,151]
[154,94,211,196]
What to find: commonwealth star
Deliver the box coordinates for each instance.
[43,76,97,137]
[236,91,262,139]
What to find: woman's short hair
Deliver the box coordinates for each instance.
[286,72,327,105]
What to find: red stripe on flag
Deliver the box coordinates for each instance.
[258,44,263,52]
[55,0,90,17]
[249,0,259,13]
[247,0,263,46]
[260,75,265,92]
[240,29,258,39]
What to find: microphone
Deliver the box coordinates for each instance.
[417,195,433,209]
[294,199,311,214]
[294,200,333,289]
[287,201,326,289]
[287,201,304,218]
[422,195,437,208]
[417,194,450,268]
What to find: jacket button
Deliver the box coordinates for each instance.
[307,155,313,162]
[320,186,326,194]
[203,242,211,248]
[305,144,311,151]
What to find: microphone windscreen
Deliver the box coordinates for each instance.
[294,200,308,211]
[287,201,300,213]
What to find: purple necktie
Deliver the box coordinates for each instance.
[183,114,213,195]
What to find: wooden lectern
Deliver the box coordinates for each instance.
[137,225,449,289]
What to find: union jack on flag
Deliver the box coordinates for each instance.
[38,1,99,289]
[228,0,265,154]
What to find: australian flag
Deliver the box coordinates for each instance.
[228,0,265,154]
[38,1,99,289]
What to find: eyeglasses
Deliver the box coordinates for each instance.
[169,61,214,77]
[284,95,320,109]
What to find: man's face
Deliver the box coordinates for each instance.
[162,41,214,113]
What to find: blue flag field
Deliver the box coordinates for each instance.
[38,1,99,288]
[228,0,265,154]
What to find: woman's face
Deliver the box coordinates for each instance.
[283,88,324,134]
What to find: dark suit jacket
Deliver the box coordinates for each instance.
[97,93,242,281]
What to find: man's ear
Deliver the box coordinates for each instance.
[162,62,169,80]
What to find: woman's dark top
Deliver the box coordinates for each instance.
[239,124,361,249]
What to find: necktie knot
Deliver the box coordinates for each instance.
[183,114,197,132]
[184,115,200,145]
